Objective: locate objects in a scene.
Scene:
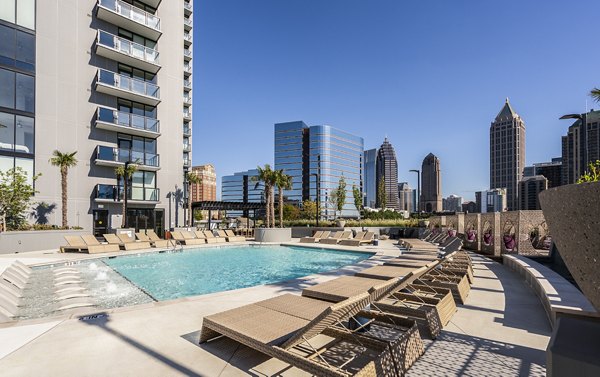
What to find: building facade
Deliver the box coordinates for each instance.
[274,122,363,218]
[443,195,463,212]
[190,164,216,202]
[221,169,264,217]
[490,98,526,211]
[375,138,399,210]
[476,188,507,213]
[561,110,600,185]
[461,201,478,213]
[398,182,413,213]
[2,0,194,235]
[519,175,548,210]
[363,148,376,208]
[421,153,442,213]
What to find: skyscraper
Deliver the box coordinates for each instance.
[363,149,377,208]
[421,153,442,213]
[519,175,548,210]
[490,98,526,211]
[443,195,463,212]
[190,164,217,202]
[274,122,363,218]
[561,110,600,185]
[476,188,507,213]
[398,182,413,213]
[0,0,194,235]
[221,169,264,217]
[375,138,399,210]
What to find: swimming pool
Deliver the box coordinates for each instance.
[104,245,372,300]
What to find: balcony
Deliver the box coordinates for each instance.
[183,143,191,152]
[183,109,192,121]
[184,32,192,46]
[183,157,191,167]
[183,63,192,75]
[96,69,161,106]
[184,1,192,16]
[95,106,160,138]
[95,145,160,171]
[96,30,160,74]
[184,49,192,61]
[96,0,161,40]
[183,95,192,105]
[95,184,160,204]
[183,79,192,90]
[184,17,192,31]
[183,124,191,136]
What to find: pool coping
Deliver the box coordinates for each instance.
[1,241,386,328]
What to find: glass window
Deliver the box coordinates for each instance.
[0,68,15,108]
[144,171,155,186]
[14,157,33,185]
[15,115,33,153]
[16,30,35,71]
[15,73,34,112]
[0,112,15,151]
[0,155,13,173]
[0,24,16,66]
[0,0,16,24]
[144,138,155,153]
[16,0,35,30]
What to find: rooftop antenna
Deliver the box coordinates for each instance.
[586,98,588,113]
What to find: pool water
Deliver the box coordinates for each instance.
[103,245,372,301]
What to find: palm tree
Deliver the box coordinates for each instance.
[186,171,202,227]
[274,170,292,227]
[49,150,78,228]
[252,164,276,228]
[591,88,600,103]
[114,163,138,228]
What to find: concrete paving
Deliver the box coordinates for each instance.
[0,240,552,376]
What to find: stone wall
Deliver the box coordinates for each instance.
[464,213,481,251]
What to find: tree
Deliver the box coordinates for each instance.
[334,176,346,218]
[591,88,600,103]
[352,185,363,220]
[48,150,78,228]
[193,209,203,221]
[300,199,318,220]
[282,204,300,221]
[185,171,202,227]
[114,163,138,228]
[274,170,293,227]
[252,164,277,228]
[328,190,338,219]
[377,175,387,209]
[0,167,38,230]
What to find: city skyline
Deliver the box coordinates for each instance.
[194,1,600,201]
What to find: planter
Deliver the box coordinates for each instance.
[336,220,346,228]
[539,182,600,311]
[255,228,291,243]
[0,229,88,254]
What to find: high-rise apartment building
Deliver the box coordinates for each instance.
[398,182,413,213]
[1,0,194,235]
[561,110,600,185]
[490,98,526,211]
[375,138,399,210]
[363,149,376,208]
[274,122,363,218]
[190,164,216,202]
[519,175,547,210]
[443,195,463,212]
[421,153,442,213]
[461,201,478,213]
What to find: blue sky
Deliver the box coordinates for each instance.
[193,0,599,201]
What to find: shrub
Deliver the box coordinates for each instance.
[577,160,600,183]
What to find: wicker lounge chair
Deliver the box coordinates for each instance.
[320,231,351,245]
[135,232,172,248]
[145,230,176,247]
[200,292,424,376]
[416,272,470,305]
[203,230,226,243]
[113,233,151,251]
[81,235,120,253]
[355,265,418,281]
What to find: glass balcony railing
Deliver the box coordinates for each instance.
[97,106,159,133]
[98,0,161,31]
[183,79,192,89]
[183,96,192,104]
[184,32,192,42]
[184,1,192,11]
[97,30,159,65]
[96,145,160,167]
[183,110,191,118]
[184,18,192,27]
[95,184,160,202]
[184,49,192,58]
[184,64,192,73]
[97,69,160,99]
[183,158,191,166]
[183,124,191,135]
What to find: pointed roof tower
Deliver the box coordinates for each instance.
[495,97,517,121]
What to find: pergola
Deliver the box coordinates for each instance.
[190,201,265,229]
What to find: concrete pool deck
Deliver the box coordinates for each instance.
[0,240,551,376]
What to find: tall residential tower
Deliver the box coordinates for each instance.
[421,153,442,213]
[490,98,526,211]
[1,0,194,234]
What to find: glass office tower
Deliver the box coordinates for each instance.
[274,122,364,218]
[221,169,264,217]
[363,149,377,208]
